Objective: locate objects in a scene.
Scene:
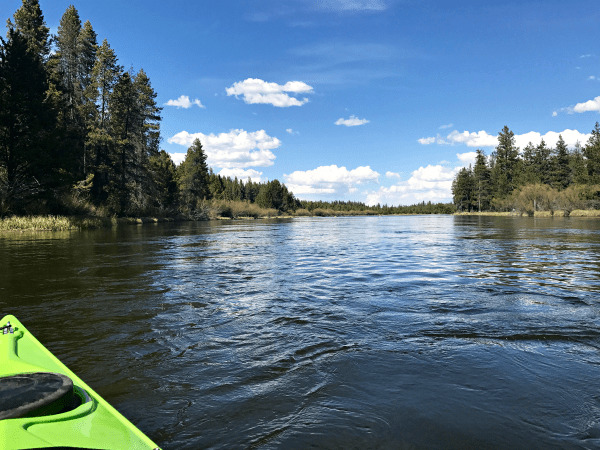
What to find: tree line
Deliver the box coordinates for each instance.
[298,199,455,215]
[452,125,600,214]
[0,1,301,218]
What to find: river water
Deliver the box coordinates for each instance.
[1,215,600,449]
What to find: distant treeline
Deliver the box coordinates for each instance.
[452,125,600,214]
[298,200,455,215]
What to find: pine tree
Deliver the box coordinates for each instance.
[78,21,97,93]
[132,69,161,207]
[224,176,244,201]
[491,126,520,197]
[107,72,139,214]
[90,39,120,129]
[177,139,210,215]
[55,6,82,122]
[452,166,475,212]
[519,142,539,185]
[472,149,491,211]
[87,39,121,204]
[256,181,278,210]
[50,6,86,181]
[0,29,54,214]
[208,170,225,199]
[551,135,571,190]
[584,122,600,184]
[149,150,178,213]
[281,183,298,212]
[570,142,588,185]
[255,179,296,211]
[244,178,259,202]
[534,139,552,185]
[133,69,161,159]
[78,21,97,175]
[6,0,50,61]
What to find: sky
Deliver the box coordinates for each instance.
[3,0,600,205]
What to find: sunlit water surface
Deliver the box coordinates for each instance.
[1,216,600,449]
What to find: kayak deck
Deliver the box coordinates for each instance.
[0,315,160,450]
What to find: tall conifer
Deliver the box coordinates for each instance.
[0,29,54,214]
[570,142,588,185]
[452,166,475,212]
[54,7,84,123]
[6,0,50,60]
[107,72,138,214]
[552,135,571,190]
[473,149,491,212]
[520,142,538,185]
[491,126,519,198]
[584,122,600,184]
[87,39,121,204]
[78,21,98,175]
[178,139,210,215]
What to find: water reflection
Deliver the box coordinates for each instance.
[1,216,600,448]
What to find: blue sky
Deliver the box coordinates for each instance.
[3,0,600,205]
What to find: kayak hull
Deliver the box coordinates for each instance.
[0,315,160,450]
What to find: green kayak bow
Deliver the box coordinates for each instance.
[0,315,160,450]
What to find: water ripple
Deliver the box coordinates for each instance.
[2,216,600,448]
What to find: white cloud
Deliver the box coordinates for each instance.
[418,128,591,149]
[385,171,401,179]
[335,115,369,127]
[168,129,281,168]
[457,152,477,165]
[446,130,498,147]
[169,152,187,165]
[366,165,458,206]
[284,165,379,195]
[439,123,454,129]
[556,95,600,115]
[218,168,263,182]
[165,95,204,109]
[572,96,600,113]
[418,130,496,147]
[286,128,299,135]
[418,136,436,145]
[317,0,388,12]
[514,129,591,148]
[225,78,313,107]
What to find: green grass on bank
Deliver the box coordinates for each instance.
[454,209,600,217]
[0,215,179,232]
[569,209,600,217]
[0,215,88,231]
[4,208,598,232]
[453,211,517,216]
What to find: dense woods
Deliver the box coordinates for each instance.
[0,1,307,219]
[452,125,600,215]
[11,2,594,223]
[0,1,456,222]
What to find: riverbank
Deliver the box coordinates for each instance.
[454,210,600,217]
[0,211,411,232]
[0,215,179,232]
[5,208,599,232]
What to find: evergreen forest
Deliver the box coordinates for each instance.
[452,125,600,215]
[5,2,598,223]
[0,1,453,221]
[0,1,308,219]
